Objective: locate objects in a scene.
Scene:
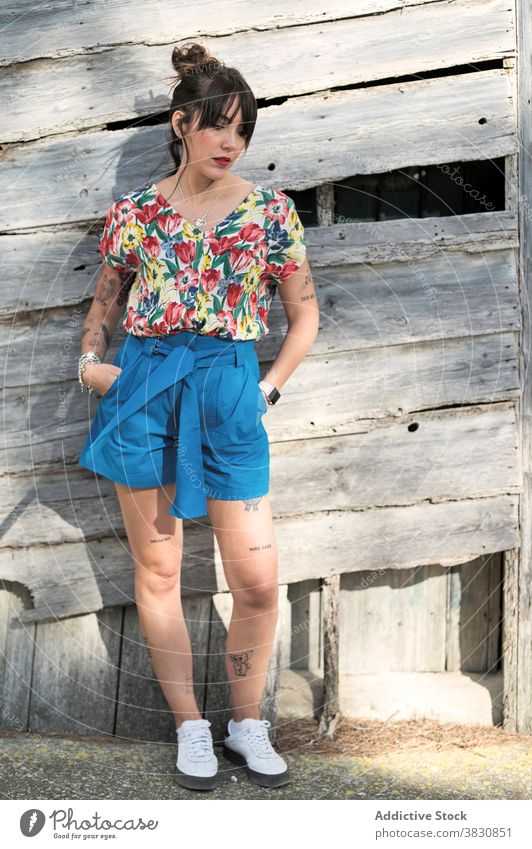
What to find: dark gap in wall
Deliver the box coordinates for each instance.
[333,158,505,223]
[282,187,318,228]
[317,58,505,96]
[103,96,276,132]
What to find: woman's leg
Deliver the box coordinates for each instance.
[114,481,202,727]
[206,493,278,721]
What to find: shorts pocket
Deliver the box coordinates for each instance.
[257,384,268,417]
[213,364,261,436]
[99,335,137,401]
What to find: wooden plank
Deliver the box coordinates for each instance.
[114,595,211,742]
[203,593,233,743]
[340,566,448,673]
[287,579,322,671]
[2,493,518,624]
[1,245,520,385]
[317,574,340,736]
[0,211,518,315]
[1,404,520,548]
[0,68,516,230]
[514,0,532,733]
[28,607,122,735]
[1,333,520,475]
[268,333,519,440]
[260,584,288,744]
[271,247,519,350]
[2,1,514,141]
[1,529,218,624]
[446,555,503,672]
[0,0,479,68]
[502,548,519,731]
[338,670,503,724]
[0,582,35,731]
[272,496,519,581]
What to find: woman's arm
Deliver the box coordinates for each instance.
[262,257,319,392]
[80,262,136,391]
[81,262,135,359]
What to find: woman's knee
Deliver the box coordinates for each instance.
[134,550,182,590]
[233,581,279,611]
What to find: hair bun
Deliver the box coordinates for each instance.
[171,43,219,79]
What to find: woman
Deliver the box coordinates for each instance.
[78,42,319,792]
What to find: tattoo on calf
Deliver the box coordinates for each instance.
[229,649,254,677]
[142,634,154,664]
[249,543,272,551]
[149,536,172,544]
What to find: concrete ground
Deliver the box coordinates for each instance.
[0,731,529,800]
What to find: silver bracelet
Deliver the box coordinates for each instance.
[78,352,101,393]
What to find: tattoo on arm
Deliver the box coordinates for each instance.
[101,322,110,349]
[81,266,135,361]
[299,271,316,301]
[229,650,254,677]
[117,271,135,306]
[95,265,134,308]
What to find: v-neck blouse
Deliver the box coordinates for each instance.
[97,181,307,340]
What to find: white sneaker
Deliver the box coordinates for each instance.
[175,718,219,791]
[223,718,291,788]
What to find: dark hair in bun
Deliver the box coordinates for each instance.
[161,41,257,175]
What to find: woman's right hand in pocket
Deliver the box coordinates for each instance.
[81,362,123,397]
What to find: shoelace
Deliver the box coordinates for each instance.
[180,723,214,760]
[242,719,276,757]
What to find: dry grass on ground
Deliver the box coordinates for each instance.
[0,718,530,758]
[275,716,532,758]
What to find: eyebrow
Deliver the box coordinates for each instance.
[219,113,242,124]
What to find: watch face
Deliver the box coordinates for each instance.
[268,387,281,405]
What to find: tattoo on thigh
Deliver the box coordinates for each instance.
[149,536,172,543]
[242,496,263,512]
[249,543,272,551]
[229,649,254,677]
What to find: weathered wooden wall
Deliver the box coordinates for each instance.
[0,0,527,735]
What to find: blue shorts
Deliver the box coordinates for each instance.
[78,331,270,519]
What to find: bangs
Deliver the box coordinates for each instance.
[195,77,257,145]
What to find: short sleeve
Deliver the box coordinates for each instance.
[98,198,137,271]
[264,193,307,285]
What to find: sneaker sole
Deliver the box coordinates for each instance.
[174,764,218,791]
[222,744,291,788]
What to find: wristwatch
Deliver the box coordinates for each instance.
[258,379,281,406]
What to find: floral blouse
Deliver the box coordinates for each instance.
[97,181,307,340]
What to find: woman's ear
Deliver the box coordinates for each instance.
[171,109,186,137]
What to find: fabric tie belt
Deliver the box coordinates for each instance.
[85,331,260,520]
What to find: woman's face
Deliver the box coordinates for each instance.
[174,104,247,180]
